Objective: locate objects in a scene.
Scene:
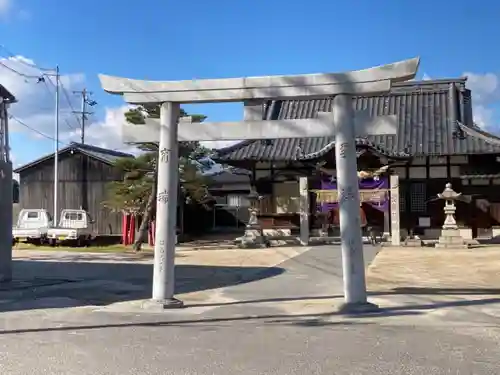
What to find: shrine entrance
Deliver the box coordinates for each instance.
[313,176,390,237]
[99,57,419,312]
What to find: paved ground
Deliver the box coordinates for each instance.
[368,247,500,291]
[1,245,500,374]
[5,246,310,311]
[365,247,500,324]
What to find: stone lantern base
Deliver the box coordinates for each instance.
[435,229,468,249]
[435,184,469,249]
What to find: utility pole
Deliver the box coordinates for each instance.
[73,88,96,144]
[54,65,60,225]
[35,66,61,224]
[0,89,15,282]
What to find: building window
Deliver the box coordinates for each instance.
[227,194,250,207]
[399,188,406,213]
[410,183,427,212]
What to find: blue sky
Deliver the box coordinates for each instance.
[2,0,500,168]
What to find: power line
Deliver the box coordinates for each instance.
[0,58,79,131]
[44,77,80,130]
[73,88,97,144]
[0,45,55,72]
[9,116,66,145]
[10,116,133,152]
[36,77,76,131]
[61,82,82,129]
[0,49,62,221]
[0,60,41,80]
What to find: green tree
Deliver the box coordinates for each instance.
[103,104,213,251]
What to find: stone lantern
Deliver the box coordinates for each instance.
[246,187,261,228]
[435,183,468,248]
[236,186,270,248]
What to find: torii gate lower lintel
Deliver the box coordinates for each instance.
[99,57,420,313]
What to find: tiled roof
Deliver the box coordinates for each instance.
[209,168,251,185]
[76,143,132,164]
[214,78,500,162]
[14,142,133,173]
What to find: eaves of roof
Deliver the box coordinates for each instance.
[14,142,133,173]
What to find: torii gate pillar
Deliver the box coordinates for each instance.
[150,102,183,307]
[99,57,419,313]
[333,94,371,309]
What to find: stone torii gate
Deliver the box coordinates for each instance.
[99,57,419,313]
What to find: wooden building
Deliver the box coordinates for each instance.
[208,168,252,230]
[15,142,132,235]
[213,78,500,241]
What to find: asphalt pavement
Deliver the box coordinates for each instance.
[0,245,499,374]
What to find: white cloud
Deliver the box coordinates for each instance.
[464,72,498,103]
[1,55,247,158]
[60,105,138,153]
[8,51,498,162]
[1,55,85,141]
[419,71,500,130]
[0,0,29,21]
[471,104,494,129]
[0,0,11,17]
[464,72,500,130]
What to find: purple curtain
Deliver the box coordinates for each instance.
[318,177,389,213]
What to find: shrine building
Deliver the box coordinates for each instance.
[212,78,500,242]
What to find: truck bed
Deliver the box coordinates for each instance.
[47,227,89,241]
[12,227,48,239]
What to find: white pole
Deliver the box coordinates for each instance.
[333,94,378,313]
[53,66,60,225]
[150,102,183,308]
[0,99,12,281]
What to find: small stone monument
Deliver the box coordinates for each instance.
[435,183,468,249]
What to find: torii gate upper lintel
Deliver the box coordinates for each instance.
[99,57,420,313]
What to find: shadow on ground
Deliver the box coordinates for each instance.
[183,287,500,311]
[381,287,500,295]
[12,252,158,262]
[0,259,284,312]
[2,291,500,335]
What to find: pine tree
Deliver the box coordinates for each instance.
[103,105,213,251]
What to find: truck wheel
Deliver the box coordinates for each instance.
[49,239,56,247]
